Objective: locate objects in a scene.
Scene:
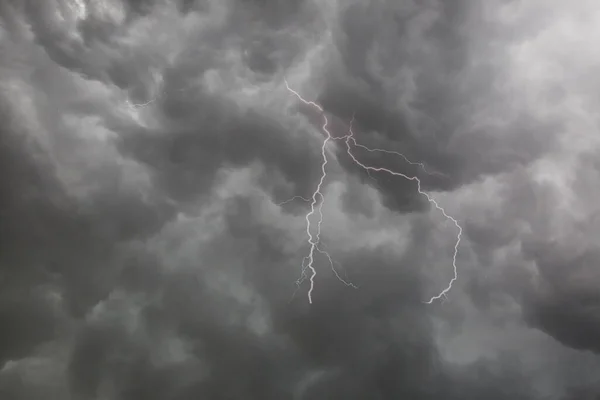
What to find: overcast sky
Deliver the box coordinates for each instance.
[1,0,600,399]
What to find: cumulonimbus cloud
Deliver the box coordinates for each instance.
[1,1,600,399]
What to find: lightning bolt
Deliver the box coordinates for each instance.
[283,80,359,304]
[127,93,161,109]
[343,121,462,304]
[347,137,448,179]
[276,196,312,206]
[284,80,462,305]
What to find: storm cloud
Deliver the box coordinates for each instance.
[1,0,600,399]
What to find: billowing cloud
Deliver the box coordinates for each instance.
[1,0,600,399]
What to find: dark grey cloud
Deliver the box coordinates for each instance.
[314,0,563,213]
[1,0,600,399]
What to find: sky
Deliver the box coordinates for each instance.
[1,0,600,399]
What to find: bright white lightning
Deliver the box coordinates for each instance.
[343,123,462,304]
[127,93,161,109]
[347,137,448,179]
[284,80,359,304]
[284,80,462,304]
[276,195,313,206]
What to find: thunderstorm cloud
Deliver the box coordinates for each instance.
[1,0,600,399]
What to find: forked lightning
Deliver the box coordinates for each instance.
[284,80,462,304]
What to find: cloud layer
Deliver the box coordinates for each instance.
[1,0,600,399]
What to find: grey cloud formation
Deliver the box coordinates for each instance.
[1,0,600,399]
